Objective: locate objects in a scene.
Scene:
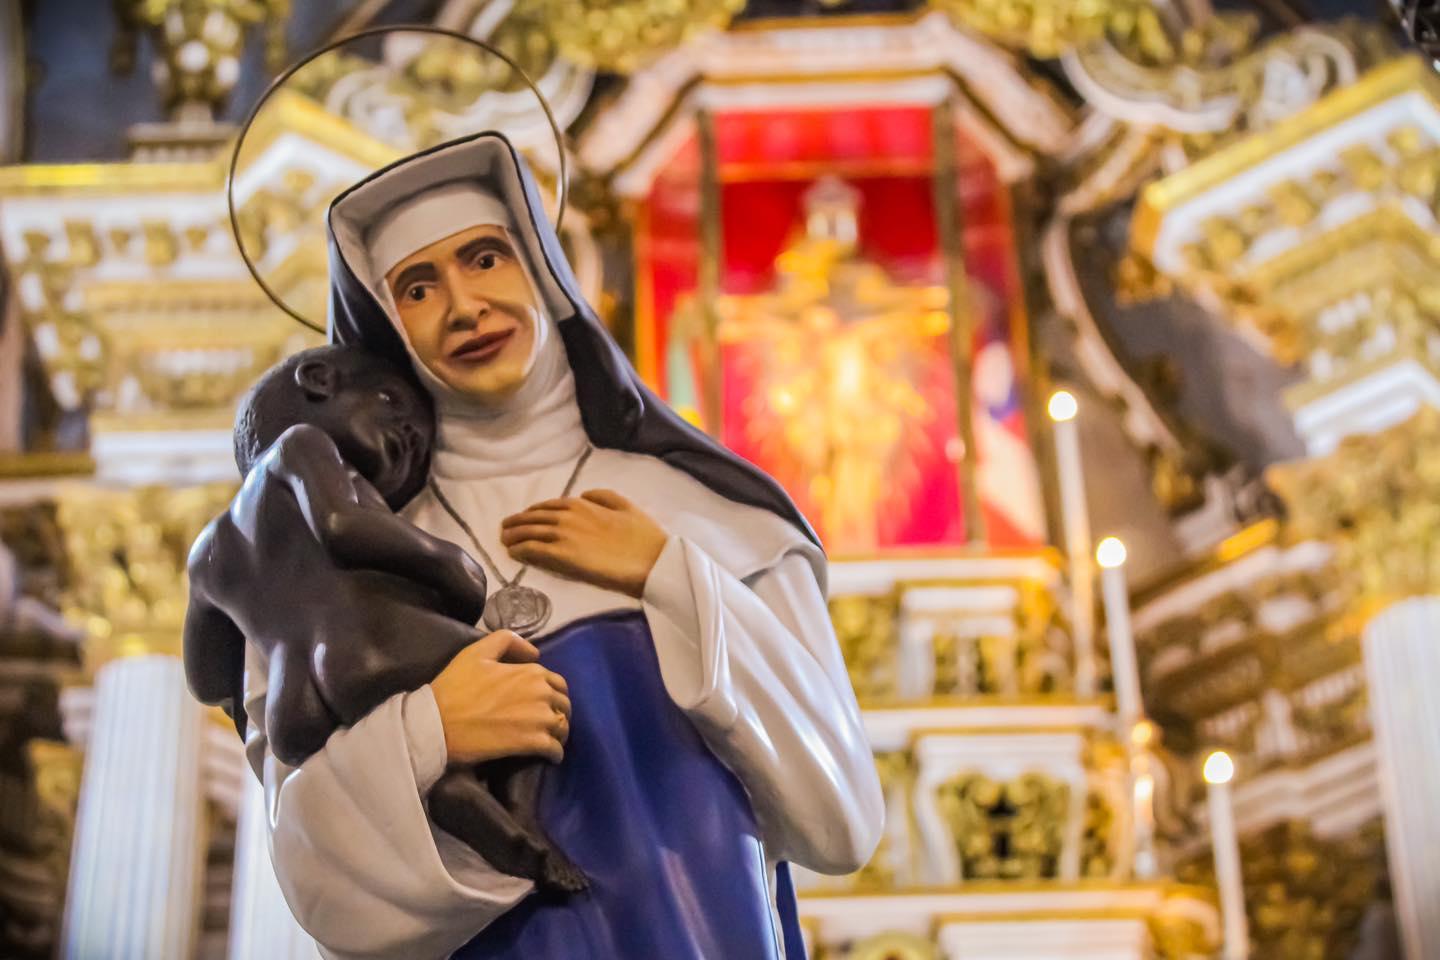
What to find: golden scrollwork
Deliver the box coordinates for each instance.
[1181,123,1440,303]
[937,771,1069,881]
[112,0,291,118]
[13,206,299,418]
[53,483,235,662]
[829,593,899,703]
[1176,819,1388,960]
[1135,60,1440,382]
[288,13,567,154]
[0,504,68,614]
[932,587,1073,698]
[931,0,1163,60]
[529,0,743,73]
[1148,911,1217,960]
[846,932,937,960]
[14,235,108,412]
[1134,560,1365,766]
[27,738,81,888]
[1074,16,1386,159]
[11,206,312,421]
[1269,407,1440,604]
[847,751,911,890]
[1080,789,1117,879]
[0,739,81,957]
[234,167,329,264]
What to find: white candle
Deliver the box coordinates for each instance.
[1048,390,1097,696]
[1205,751,1249,960]
[1132,771,1156,877]
[1130,724,1158,879]
[1097,536,1143,728]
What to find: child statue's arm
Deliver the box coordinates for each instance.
[182,522,248,737]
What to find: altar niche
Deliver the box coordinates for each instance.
[632,104,1045,555]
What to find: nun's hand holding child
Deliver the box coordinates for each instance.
[430,628,573,765]
[500,489,669,599]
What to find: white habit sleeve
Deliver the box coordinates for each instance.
[641,536,884,873]
[242,645,532,960]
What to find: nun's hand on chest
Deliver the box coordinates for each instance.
[500,489,668,598]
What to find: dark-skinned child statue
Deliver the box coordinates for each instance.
[182,343,586,893]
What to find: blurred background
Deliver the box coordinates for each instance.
[0,1,1436,958]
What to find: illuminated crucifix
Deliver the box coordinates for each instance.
[704,177,965,552]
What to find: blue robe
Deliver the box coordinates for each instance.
[453,612,808,959]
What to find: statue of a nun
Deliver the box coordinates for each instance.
[242,132,884,960]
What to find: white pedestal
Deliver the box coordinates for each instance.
[60,655,207,960]
[937,917,1152,959]
[1363,597,1440,960]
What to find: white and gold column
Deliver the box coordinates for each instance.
[229,773,316,960]
[1363,598,1440,960]
[1268,410,1440,960]
[60,654,207,960]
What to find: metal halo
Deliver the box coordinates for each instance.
[226,23,570,333]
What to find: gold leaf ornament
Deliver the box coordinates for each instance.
[532,0,745,73]
[932,0,1157,59]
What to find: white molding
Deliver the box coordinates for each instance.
[1290,358,1440,455]
[1180,740,1381,862]
[90,427,239,487]
[862,701,1113,754]
[581,12,1071,191]
[937,917,1152,960]
[830,554,1059,598]
[1131,540,1332,633]
[1150,90,1440,273]
[800,885,1219,949]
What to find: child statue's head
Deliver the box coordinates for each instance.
[235,345,435,508]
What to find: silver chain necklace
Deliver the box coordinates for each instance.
[428,445,594,638]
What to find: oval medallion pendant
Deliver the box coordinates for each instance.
[483,583,553,638]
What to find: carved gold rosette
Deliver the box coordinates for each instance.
[526,0,743,73]
[1269,407,1440,605]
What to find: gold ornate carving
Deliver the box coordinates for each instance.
[53,483,235,661]
[1176,820,1389,960]
[1148,911,1216,960]
[13,211,309,419]
[1041,17,1375,528]
[112,0,291,119]
[937,771,1069,880]
[288,13,569,153]
[932,582,1073,697]
[1080,17,1384,157]
[26,739,81,894]
[13,236,108,412]
[1171,125,1440,367]
[830,593,900,703]
[1269,407,1440,604]
[847,751,911,891]
[1131,56,1440,398]
[932,0,1162,60]
[233,166,326,264]
[0,739,81,958]
[529,0,744,73]
[847,932,937,960]
[1134,560,1366,765]
[1080,789,1117,878]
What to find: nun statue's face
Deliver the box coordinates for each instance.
[385,223,541,401]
